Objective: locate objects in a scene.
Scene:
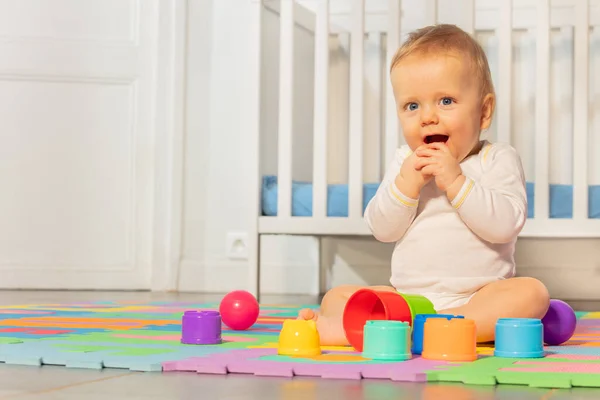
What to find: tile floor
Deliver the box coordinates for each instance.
[0,290,597,399]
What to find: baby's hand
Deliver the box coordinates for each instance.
[414,143,462,192]
[395,147,432,198]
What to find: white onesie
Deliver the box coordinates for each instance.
[364,140,528,311]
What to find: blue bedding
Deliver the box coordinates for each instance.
[261,175,600,219]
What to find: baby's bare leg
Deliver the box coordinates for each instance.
[439,277,550,343]
[297,284,397,346]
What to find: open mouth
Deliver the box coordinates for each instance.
[424,134,449,144]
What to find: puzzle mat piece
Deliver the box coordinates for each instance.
[0,303,312,318]
[0,333,238,372]
[0,311,291,345]
[0,301,597,387]
[2,315,178,327]
[427,353,600,388]
[37,329,278,350]
[162,347,459,381]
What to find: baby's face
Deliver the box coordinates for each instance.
[391,52,492,162]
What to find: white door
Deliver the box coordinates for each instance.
[0,0,166,289]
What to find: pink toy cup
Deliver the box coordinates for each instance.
[342,289,412,352]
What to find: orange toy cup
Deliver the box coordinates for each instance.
[342,289,412,352]
[421,318,477,362]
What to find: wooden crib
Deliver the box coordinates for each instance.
[244,0,600,297]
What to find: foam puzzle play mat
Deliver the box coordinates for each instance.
[0,289,599,389]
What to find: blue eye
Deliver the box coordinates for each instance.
[406,102,418,111]
[440,97,453,106]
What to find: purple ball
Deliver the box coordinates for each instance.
[541,299,577,346]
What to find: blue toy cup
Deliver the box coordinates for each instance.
[494,318,544,358]
[412,314,464,355]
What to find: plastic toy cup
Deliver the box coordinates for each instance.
[181,310,222,345]
[412,314,464,355]
[362,320,412,361]
[422,318,477,361]
[278,319,321,357]
[542,299,577,346]
[494,318,544,358]
[398,293,436,322]
[342,289,412,352]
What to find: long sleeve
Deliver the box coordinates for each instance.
[364,147,419,243]
[451,143,528,244]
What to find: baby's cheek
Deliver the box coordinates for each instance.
[404,136,421,151]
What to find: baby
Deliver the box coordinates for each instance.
[298,24,550,345]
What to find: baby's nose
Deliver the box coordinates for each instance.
[420,108,439,126]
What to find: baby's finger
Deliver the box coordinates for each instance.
[415,148,437,157]
[421,165,437,176]
[414,156,436,170]
[413,144,435,155]
[426,142,450,153]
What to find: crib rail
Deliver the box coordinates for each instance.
[276,0,294,219]
[574,0,590,221]
[348,0,365,220]
[257,0,600,238]
[496,0,512,145]
[312,0,329,219]
[535,0,550,222]
[384,0,401,174]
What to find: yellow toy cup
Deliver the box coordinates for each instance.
[278,319,321,357]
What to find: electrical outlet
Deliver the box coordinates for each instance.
[226,232,249,259]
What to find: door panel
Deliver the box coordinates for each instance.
[0,0,158,289]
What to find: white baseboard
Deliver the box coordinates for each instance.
[177,235,600,300]
[177,258,320,295]
[177,259,246,293]
[177,260,600,300]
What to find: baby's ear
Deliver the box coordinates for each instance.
[480,94,495,130]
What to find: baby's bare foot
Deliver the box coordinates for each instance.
[296,308,350,346]
[297,308,318,321]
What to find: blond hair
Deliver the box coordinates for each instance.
[390,24,495,99]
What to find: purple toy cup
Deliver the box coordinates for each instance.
[181,310,222,345]
[541,299,577,346]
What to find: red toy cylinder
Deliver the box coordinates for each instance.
[342,289,412,352]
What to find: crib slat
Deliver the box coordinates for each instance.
[573,0,589,220]
[384,0,401,170]
[277,0,294,218]
[365,33,382,182]
[496,0,512,144]
[348,0,365,219]
[312,0,329,219]
[534,0,550,220]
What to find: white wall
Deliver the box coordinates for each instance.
[178,0,322,294]
[179,0,600,300]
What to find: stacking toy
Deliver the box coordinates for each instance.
[398,293,436,320]
[494,318,544,358]
[422,318,477,361]
[362,320,412,361]
[278,319,321,356]
[181,310,222,345]
[219,290,260,330]
[412,314,464,355]
[342,289,412,352]
[542,299,577,345]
